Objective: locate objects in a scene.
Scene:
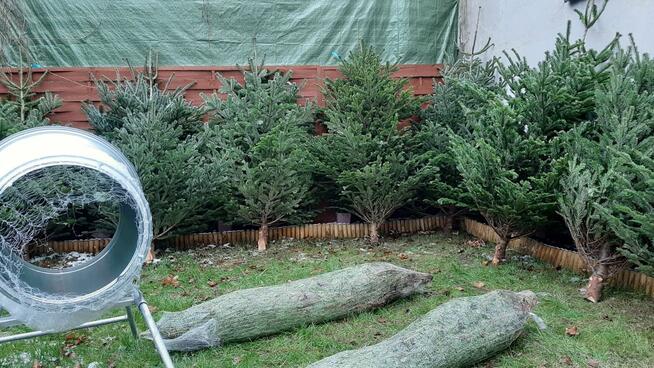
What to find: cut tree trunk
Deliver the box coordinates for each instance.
[584,274,605,303]
[492,239,508,266]
[308,290,538,368]
[257,223,268,251]
[442,215,455,234]
[369,222,380,244]
[153,262,432,352]
[584,243,610,303]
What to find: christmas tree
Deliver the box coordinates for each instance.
[0,63,61,140]
[85,53,227,242]
[419,56,499,231]
[558,43,653,301]
[203,57,315,251]
[315,42,426,243]
[449,96,555,265]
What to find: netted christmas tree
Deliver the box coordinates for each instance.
[203,57,315,251]
[84,54,227,241]
[314,42,426,243]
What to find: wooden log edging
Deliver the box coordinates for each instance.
[462,218,654,298]
[36,215,448,255]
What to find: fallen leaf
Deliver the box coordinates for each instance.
[473,281,486,289]
[466,239,486,248]
[565,326,579,337]
[32,361,42,368]
[587,359,600,368]
[207,280,218,288]
[561,356,573,365]
[162,275,180,288]
[398,253,410,260]
[377,317,387,324]
[455,286,465,292]
[232,355,242,365]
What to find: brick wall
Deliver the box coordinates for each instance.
[0,64,442,129]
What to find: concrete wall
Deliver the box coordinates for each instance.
[459,0,654,65]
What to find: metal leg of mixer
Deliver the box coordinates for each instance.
[134,291,175,368]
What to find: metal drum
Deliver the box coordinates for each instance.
[0,126,152,329]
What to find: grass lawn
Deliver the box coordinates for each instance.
[1,232,653,368]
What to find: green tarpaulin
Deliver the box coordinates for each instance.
[3,0,458,67]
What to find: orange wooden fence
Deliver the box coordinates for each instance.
[0,64,442,129]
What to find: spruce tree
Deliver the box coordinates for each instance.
[315,42,425,243]
[203,58,314,251]
[85,55,227,242]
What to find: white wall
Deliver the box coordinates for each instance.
[459,0,654,65]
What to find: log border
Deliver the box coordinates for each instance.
[34,216,448,254]
[30,215,654,298]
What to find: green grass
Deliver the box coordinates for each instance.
[2,233,653,367]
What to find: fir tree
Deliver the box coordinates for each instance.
[315,42,425,243]
[83,52,204,140]
[449,98,555,266]
[603,44,654,277]
[0,64,61,140]
[558,45,653,301]
[604,148,654,277]
[419,56,499,231]
[203,58,314,251]
[85,54,227,242]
